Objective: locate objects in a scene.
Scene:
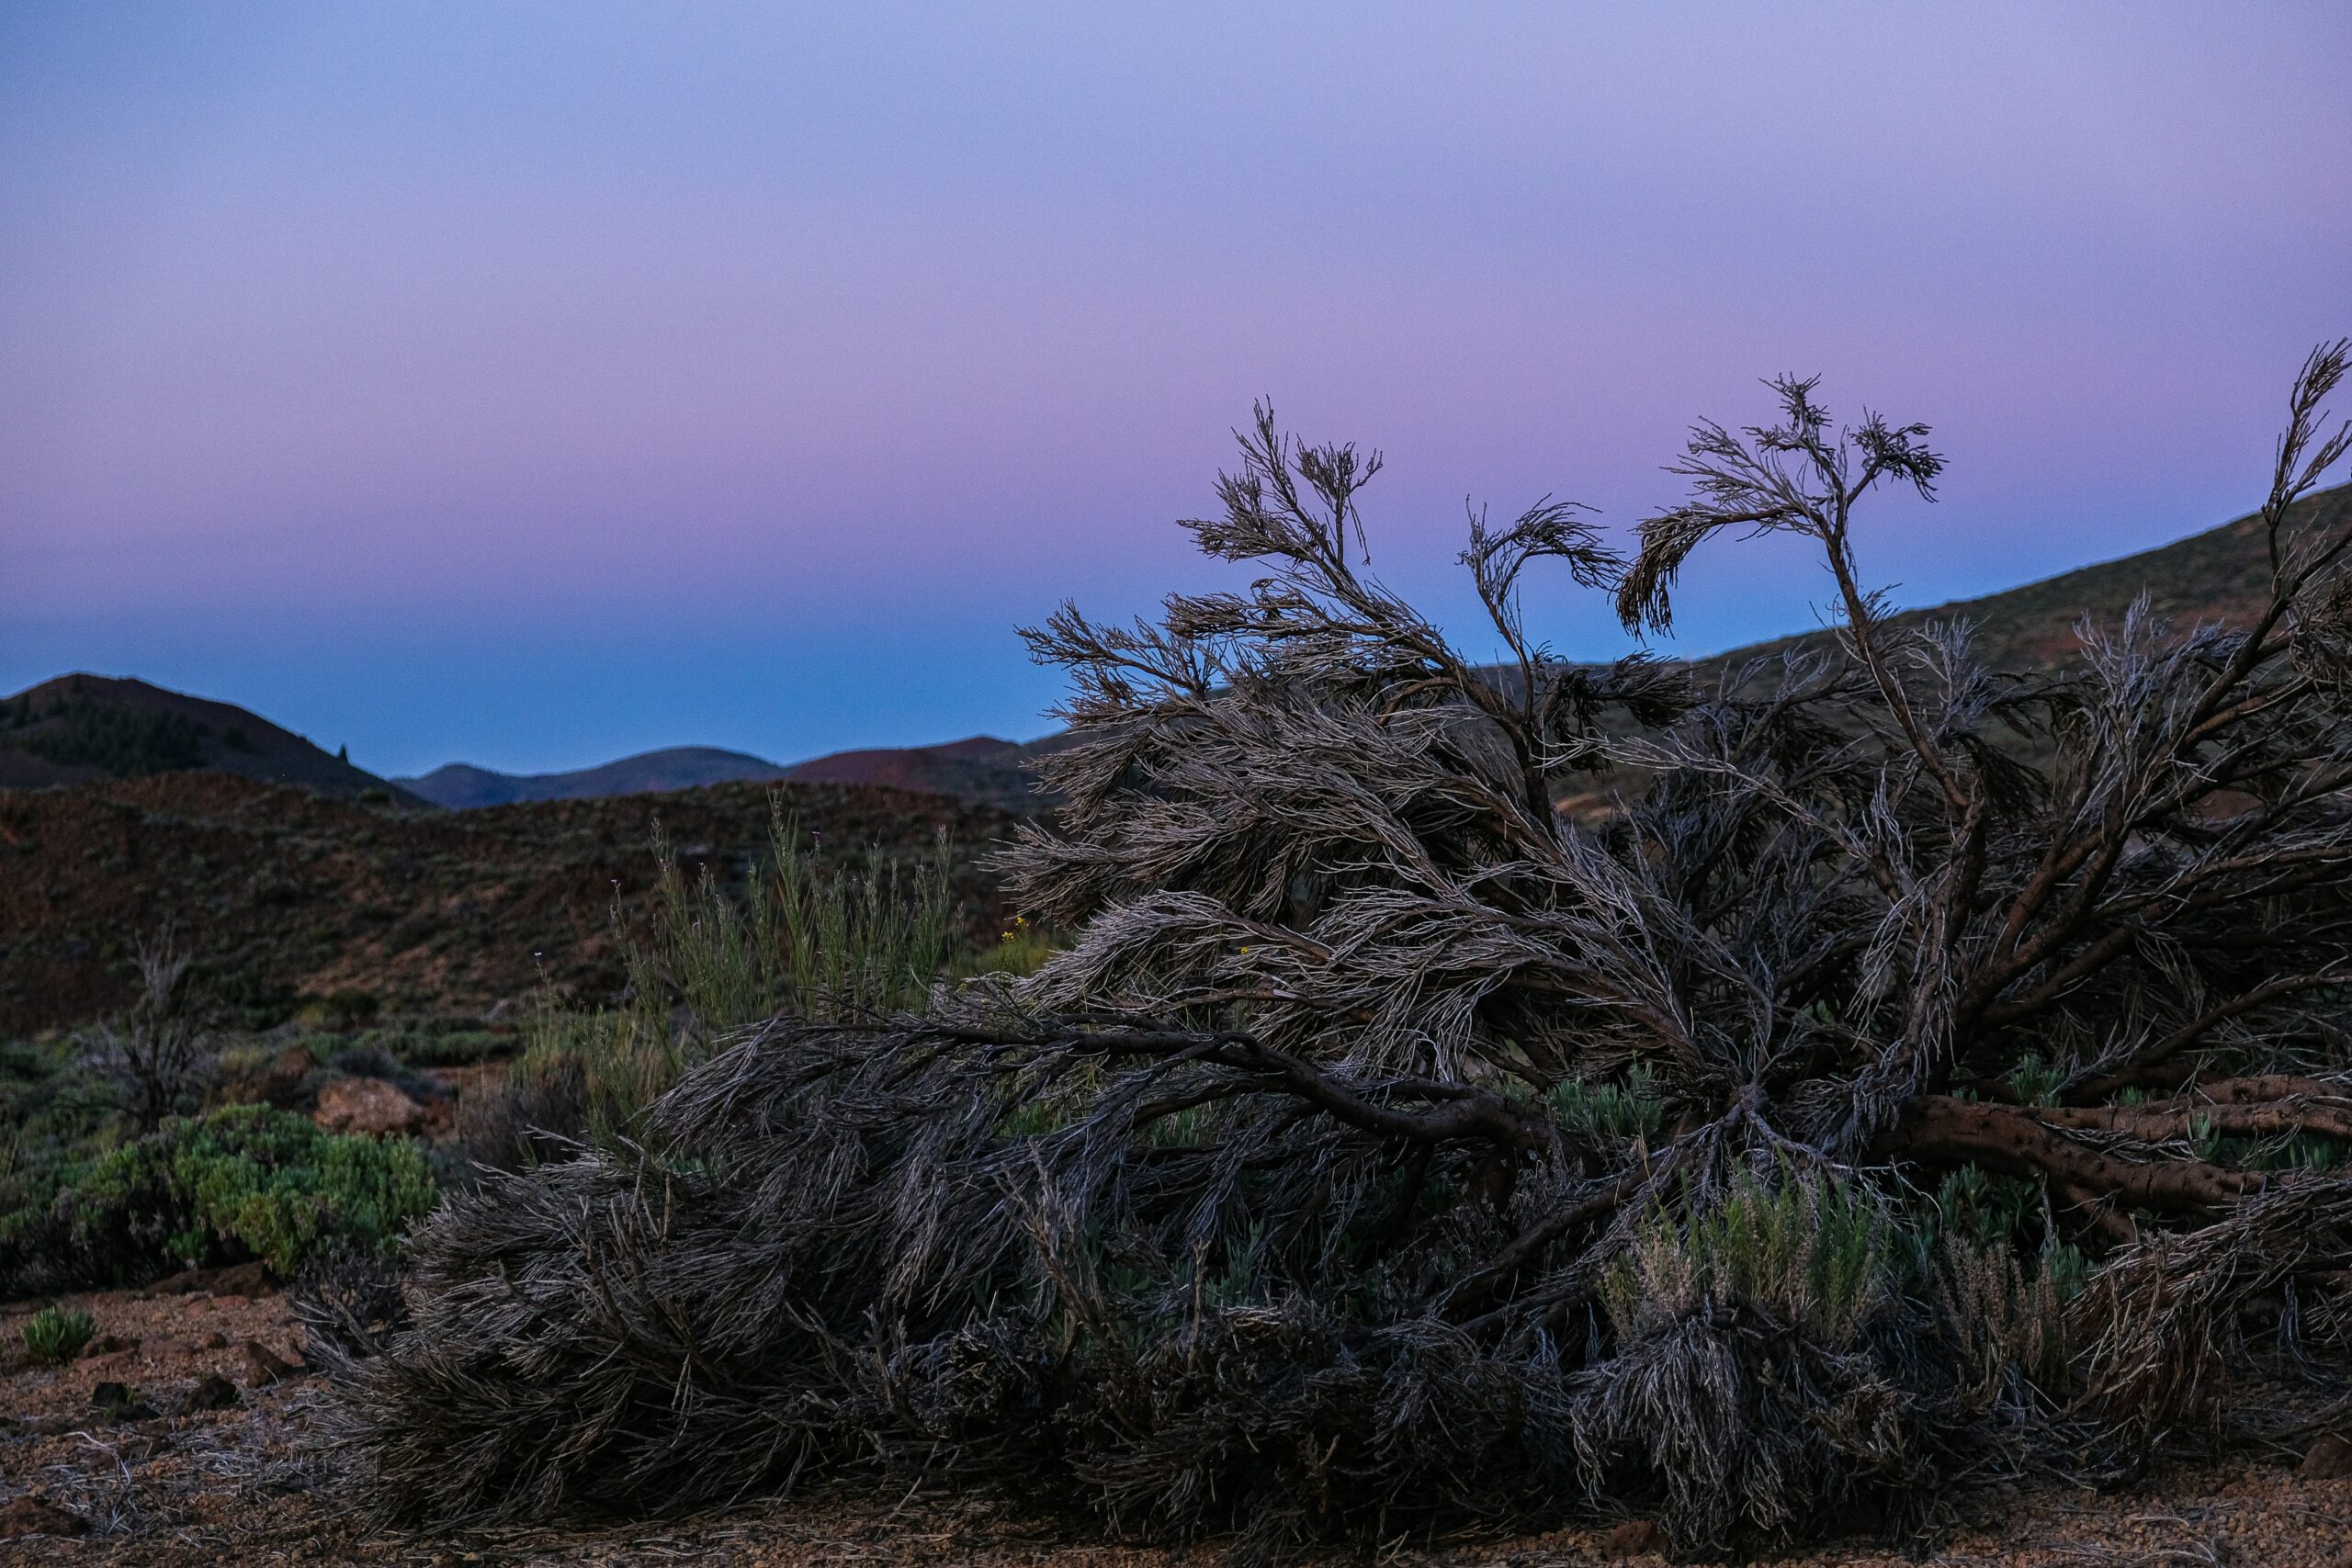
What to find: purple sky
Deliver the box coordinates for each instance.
[4,3,2348,777]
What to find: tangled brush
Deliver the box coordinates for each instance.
[334,344,2352,1557]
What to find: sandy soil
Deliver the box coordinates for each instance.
[4,1282,2350,1566]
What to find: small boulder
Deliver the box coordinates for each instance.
[144,1258,275,1298]
[88,1381,155,1421]
[0,1495,86,1540]
[312,1075,425,1136]
[2301,1429,2352,1480]
[263,1043,320,1107]
[1600,1518,1663,1558]
[239,1340,301,1387]
[177,1372,239,1413]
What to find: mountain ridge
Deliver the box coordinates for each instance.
[399,746,795,809]
[0,673,434,808]
[398,485,2330,812]
[13,485,2339,818]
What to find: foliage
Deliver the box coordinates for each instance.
[1600,1169,1896,1344]
[291,1245,413,1363]
[0,1104,433,1293]
[20,1304,96,1365]
[79,929,213,1131]
[461,800,963,1159]
[343,347,2352,1556]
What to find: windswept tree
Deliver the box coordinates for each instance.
[338,344,2352,1557]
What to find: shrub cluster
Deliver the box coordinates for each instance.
[20,1304,96,1365]
[0,1104,433,1294]
[336,348,2352,1559]
[458,803,958,1165]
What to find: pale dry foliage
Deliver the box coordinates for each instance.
[334,344,2352,1558]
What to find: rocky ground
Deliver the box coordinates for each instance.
[4,1278,2350,1567]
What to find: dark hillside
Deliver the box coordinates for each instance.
[1685,487,2330,678]
[398,745,794,808]
[781,734,1070,814]
[0,673,431,807]
[0,772,1013,1038]
[404,735,1067,815]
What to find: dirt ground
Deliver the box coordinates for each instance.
[4,1283,2350,1567]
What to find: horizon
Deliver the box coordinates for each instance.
[2,470,2325,783]
[5,3,2348,776]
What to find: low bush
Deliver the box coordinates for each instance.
[388,1030,510,1068]
[0,1104,434,1294]
[458,802,967,1167]
[342,347,2352,1558]
[20,1304,96,1365]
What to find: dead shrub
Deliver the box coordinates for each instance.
[337,344,2352,1556]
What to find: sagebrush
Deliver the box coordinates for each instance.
[339,344,2352,1556]
[20,1304,96,1366]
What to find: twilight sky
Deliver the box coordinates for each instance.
[3,3,2347,777]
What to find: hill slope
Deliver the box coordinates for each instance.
[0,674,432,807]
[399,746,793,808]
[356,484,2352,818]
[0,773,1013,1038]
[403,735,1067,815]
[1685,489,2319,676]
[780,735,1067,814]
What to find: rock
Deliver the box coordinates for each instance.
[144,1258,275,1298]
[178,1372,239,1413]
[259,1043,319,1107]
[81,1348,136,1373]
[88,1381,155,1420]
[1600,1518,1663,1558]
[200,1331,229,1350]
[2301,1429,2352,1480]
[77,1332,136,1359]
[239,1339,300,1387]
[312,1075,425,1136]
[0,1495,86,1539]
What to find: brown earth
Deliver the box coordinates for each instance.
[3,1280,2349,1565]
[0,773,1017,1040]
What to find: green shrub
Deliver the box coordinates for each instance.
[301,988,381,1030]
[389,1030,510,1068]
[20,1304,96,1365]
[1546,1064,1664,1141]
[465,802,963,1161]
[1601,1168,1899,1346]
[0,1104,434,1293]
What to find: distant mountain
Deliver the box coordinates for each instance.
[398,746,793,809]
[782,735,1063,815]
[372,484,2352,818]
[403,735,1063,815]
[0,674,433,808]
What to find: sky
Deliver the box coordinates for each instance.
[2,3,2347,778]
